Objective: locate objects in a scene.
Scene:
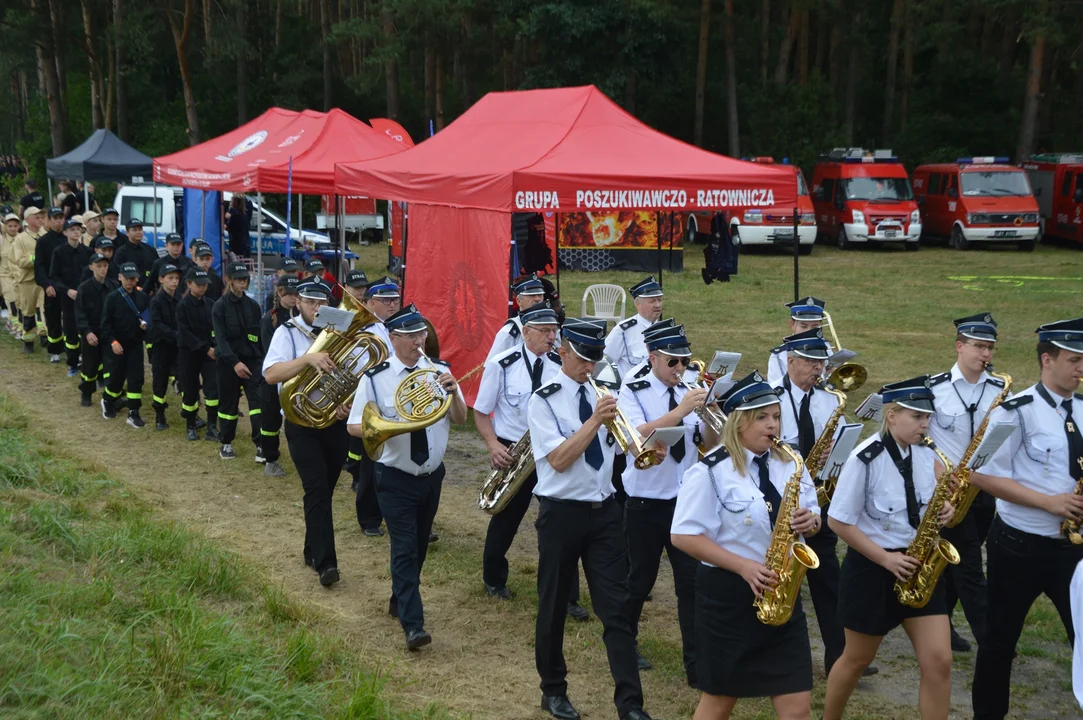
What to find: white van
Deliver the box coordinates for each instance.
[112,184,333,254]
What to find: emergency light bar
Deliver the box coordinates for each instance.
[823,147,898,163]
[1030,153,1083,164]
[956,156,1010,164]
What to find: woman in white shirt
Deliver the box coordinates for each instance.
[823,376,956,720]
[672,371,821,720]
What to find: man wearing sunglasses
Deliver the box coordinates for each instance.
[616,323,710,685]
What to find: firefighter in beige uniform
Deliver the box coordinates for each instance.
[12,207,45,353]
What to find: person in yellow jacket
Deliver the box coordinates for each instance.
[1,213,20,334]
[12,206,45,354]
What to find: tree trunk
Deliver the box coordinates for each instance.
[31,0,66,155]
[900,0,913,132]
[236,0,248,123]
[796,7,809,86]
[202,0,211,43]
[881,0,903,143]
[382,0,399,119]
[1016,29,1045,161]
[813,10,828,78]
[842,8,861,145]
[693,0,710,147]
[724,0,739,156]
[1036,46,1056,150]
[320,0,332,110]
[435,51,445,131]
[115,0,127,139]
[828,24,841,102]
[760,0,771,86]
[48,0,67,121]
[165,0,200,145]
[81,0,105,128]
[424,41,435,123]
[774,3,798,84]
[104,30,115,131]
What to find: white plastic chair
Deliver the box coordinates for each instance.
[582,284,626,323]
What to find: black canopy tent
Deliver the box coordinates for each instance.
[45,129,153,213]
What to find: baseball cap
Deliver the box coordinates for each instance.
[225,262,250,279]
[63,218,83,231]
[89,253,109,264]
[165,232,183,244]
[47,207,64,217]
[119,263,140,279]
[186,268,210,285]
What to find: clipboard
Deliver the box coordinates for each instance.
[966,421,1015,471]
[642,426,687,449]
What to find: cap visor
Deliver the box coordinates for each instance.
[390,322,428,334]
[960,331,997,343]
[792,348,830,360]
[656,346,692,358]
[635,290,664,298]
[897,398,936,413]
[734,394,782,411]
[568,342,604,363]
[120,272,139,279]
[1051,339,1083,353]
[790,312,823,321]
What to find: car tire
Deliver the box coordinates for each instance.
[905,239,920,252]
[1018,239,1036,252]
[951,225,969,251]
[799,243,813,256]
[836,227,852,250]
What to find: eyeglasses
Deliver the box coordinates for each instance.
[965,341,996,354]
[666,356,691,368]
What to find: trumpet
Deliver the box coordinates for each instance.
[586,369,659,470]
[687,359,727,452]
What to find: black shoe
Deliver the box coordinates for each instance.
[950,628,971,652]
[541,694,580,720]
[429,531,439,543]
[363,527,385,537]
[636,648,652,670]
[485,584,513,600]
[863,664,880,677]
[127,411,145,429]
[566,602,590,622]
[318,567,340,587]
[405,628,432,650]
[388,597,399,619]
[194,415,206,429]
[187,428,199,441]
[621,711,653,720]
[645,591,653,602]
[80,392,92,407]
[155,411,168,431]
[101,397,116,420]
[205,427,220,442]
[254,447,266,464]
[23,342,33,354]
[351,479,359,493]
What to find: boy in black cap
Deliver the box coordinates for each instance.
[147,262,183,430]
[101,262,150,427]
[177,267,219,441]
[212,261,264,460]
[265,256,300,309]
[91,207,126,249]
[258,275,300,477]
[193,244,224,300]
[302,258,324,282]
[343,268,368,304]
[81,237,119,283]
[35,207,67,360]
[145,233,193,296]
[49,217,92,376]
[74,252,119,406]
[112,219,158,286]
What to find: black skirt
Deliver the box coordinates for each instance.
[694,564,813,698]
[838,547,948,637]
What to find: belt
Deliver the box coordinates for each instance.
[538,494,614,510]
[626,495,678,507]
[993,515,1079,549]
[377,461,444,479]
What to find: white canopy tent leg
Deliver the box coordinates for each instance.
[256,191,264,303]
[47,178,53,208]
[83,184,89,218]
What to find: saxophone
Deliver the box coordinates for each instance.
[894,436,962,608]
[478,433,535,515]
[1062,475,1083,545]
[805,364,867,506]
[755,437,821,626]
[944,363,1013,527]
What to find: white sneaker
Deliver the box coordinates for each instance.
[219,443,236,460]
[49,354,62,363]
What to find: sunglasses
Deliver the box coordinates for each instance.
[666,356,690,368]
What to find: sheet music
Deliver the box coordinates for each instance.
[706,378,736,405]
[816,423,863,483]
[853,393,883,422]
[707,351,742,379]
[643,426,687,449]
[313,306,355,330]
[967,421,1015,471]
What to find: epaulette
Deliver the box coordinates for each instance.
[627,380,650,392]
[547,351,562,365]
[1076,392,1083,402]
[633,364,651,379]
[365,361,390,377]
[858,440,885,464]
[504,319,520,339]
[433,358,451,369]
[537,381,561,398]
[619,317,637,330]
[498,350,522,368]
[701,446,730,467]
[928,372,950,387]
[1000,395,1033,412]
[770,344,785,355]
[988,377,1006,388]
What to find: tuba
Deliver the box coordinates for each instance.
[358,351,453,461]
[478,434,535,515]
[755,437,821,626]
[805,363,868,506]
[280,291,389,429]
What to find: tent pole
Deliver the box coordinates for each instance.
[656,211,662,288]
[401,203,409,301]
[792,205,800,301]
[554,212,560,299]
[338,194,346,281]
[508,224,516,319]
[257,191,264,304]
[152,178,158,241]
[84,184,89,217]
[48,178,53,207]
[200,191,206,251]
[298,193,302,237]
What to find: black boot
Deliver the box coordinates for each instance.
[23,340,34,354]
[81,391,92,407]
[155,408,168,431]
[127,410,146,429]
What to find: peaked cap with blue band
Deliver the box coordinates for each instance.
[512,274,545,296]
[386,303,428,333]
[954,312,998,343]
[630,275,664,299]
[786,296,826,322]
[297,279,332,300]
[520,302,560,326]
[782,328,830,360]
[562,317,607,362]
[364,276,401,299]
[880,375,936,413]
[718,371,782,415]
[646,324,691,357]
[1036,317,1083,353]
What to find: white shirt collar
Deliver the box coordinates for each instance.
[292,315,314,333]
[634,313,651,327]
[522,344,542,364]
[950,362,989,387]
[390,352,427,375]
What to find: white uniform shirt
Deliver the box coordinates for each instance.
[771,375,840,450]
[486,316,523,361]
[347,353,463,476]
[474,344,562,441]
[828,434,938,549]
[364,319,391,349]
[617,371,700,499]
[1071,560,1083,709]
[671,446,819,565]
[766,339,836,385]
[528,374,617,502]
[604,313,651,379]
[622,359,697,386]
[262,316,317,393]
[928,363,1007,465]
[981,384,1082,538]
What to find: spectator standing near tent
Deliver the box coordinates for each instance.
[225,195,251,258]
[19,180,44,218]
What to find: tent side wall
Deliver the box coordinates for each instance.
[405,204,511,405]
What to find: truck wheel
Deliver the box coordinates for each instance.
[799,243,813,256]
[1018,239,1036,252]
[836,227,852,250]
[905,239,920,252]
[951,225,969,250]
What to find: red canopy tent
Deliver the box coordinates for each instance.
[333,85,798,402]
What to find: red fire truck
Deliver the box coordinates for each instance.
[912,158,1039,251]
[1022,153,1083,246]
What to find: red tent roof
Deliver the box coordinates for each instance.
[335,85,797,212]
[154,107,404,193]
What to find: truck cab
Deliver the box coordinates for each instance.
[912,158,1039,251]
[811,148,921,250]
[1022,153,1083,246]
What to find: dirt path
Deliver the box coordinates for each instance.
[1,341,1077,719]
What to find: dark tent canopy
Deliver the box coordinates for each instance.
[46,129,153,182]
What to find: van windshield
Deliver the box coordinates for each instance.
[796,171,809,196]
[842,177,913,202]
[961,171,1031,197]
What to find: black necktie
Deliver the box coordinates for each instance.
[668,387,686,463]
[404,366,430,465]
[883,433,921,528]
[1063,400,1083,482]
[531,356,543,392]
[579,386,604,470]
[798,387,815,460]
[754,453,781,527]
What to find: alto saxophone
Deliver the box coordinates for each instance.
[1062,473,1083,545]
[894,436,962,608]
[944,363,1012,527]
[805,364,867,506]
[755,438,821,626]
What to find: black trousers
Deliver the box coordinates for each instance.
[21,294,36,336]
[535,496,642,717]
[285,419,349,574]
[376,462,444,633]
[78,337,103,396]
[259,380,283,463]
[972,517,1083,720]
[349,436,383,530]
[805,515,846,675]
[43,294,62,353]
[482,435,539,589]
[103,339,144,410]
[941,491,994,645]
[60,295,80,367]
[150,342,178,412]
[216,356,262,446]
[624,496,698,686]
[179,349,218,425]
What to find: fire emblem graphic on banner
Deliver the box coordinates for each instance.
[558,211,683,250]
[449,262,485,348]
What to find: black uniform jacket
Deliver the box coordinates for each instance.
[34,230,66,289]
[176,293,215,355]
[101,287,149,346]
[212,291,263,365]
[49,241,93,294]
[74,276,120,337]
[147,289,180,348]
[113,240,159,285]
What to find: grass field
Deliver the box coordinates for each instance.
[1,239,1081,719]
